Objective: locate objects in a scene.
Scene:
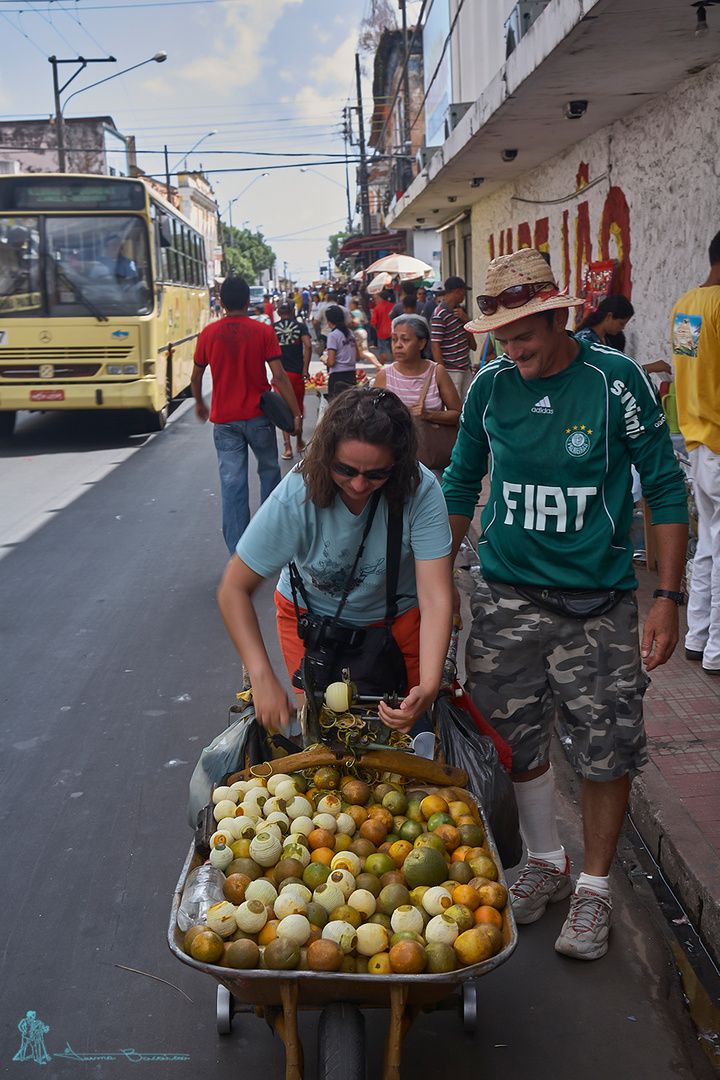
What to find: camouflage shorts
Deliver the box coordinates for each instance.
[465,579,650,781]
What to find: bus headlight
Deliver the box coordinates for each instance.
[123,365,138,375]
[143,361,156,376]
[107,365,121,374]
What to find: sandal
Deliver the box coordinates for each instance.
[281,450,293,459]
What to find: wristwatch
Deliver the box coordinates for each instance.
[653,589,685,605]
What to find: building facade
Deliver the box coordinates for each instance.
[387,0,720,364]
[0,116,129,176]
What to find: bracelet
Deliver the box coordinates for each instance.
[653,589,685,605]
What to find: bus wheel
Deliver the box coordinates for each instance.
[0,411,17,437]
[144,405,167,432]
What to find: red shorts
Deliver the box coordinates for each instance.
[275,591,420,689]
[276,372,306,417]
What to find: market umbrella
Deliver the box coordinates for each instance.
[367,272,393,295]
[364,252,433,276]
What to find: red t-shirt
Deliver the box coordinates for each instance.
[194,316,281,424]
[370,298,394,339]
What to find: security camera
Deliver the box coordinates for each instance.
[470,177,484,188]
[501,149,517,162]
[564,100,588,120]
[416,218,425,224]
[448,195,458,203]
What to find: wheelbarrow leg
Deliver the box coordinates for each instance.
[279,979,304,1080]
[382,983,419,1080]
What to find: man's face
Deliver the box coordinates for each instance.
[493,310,571,380]
[417,289,426,301]
[444,287,466,308]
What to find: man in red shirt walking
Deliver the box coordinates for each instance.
[370,288,394,365]
[192,276,301,554]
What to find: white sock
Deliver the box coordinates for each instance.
[513,767,564,864]
[576,872,610,898]
[527,848,567,873]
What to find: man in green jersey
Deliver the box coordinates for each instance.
[442,249,688,960]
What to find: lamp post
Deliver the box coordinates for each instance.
[301,166,352,233]
[55,52,167,174]
[172,130,217,174]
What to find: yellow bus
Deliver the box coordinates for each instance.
[0,173,210,436]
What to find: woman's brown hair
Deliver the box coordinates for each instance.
[298,387,420,512]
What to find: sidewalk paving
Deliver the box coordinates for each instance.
[465,498,720,971]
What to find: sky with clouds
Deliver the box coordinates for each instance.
[0,0,419,282]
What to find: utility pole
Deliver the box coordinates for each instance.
[48,55,116,173]
[355,53,372,238]
[399,0,412,160]
[164,144,171,203]
[342,106,353,235]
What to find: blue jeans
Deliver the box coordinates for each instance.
[213,417,281,554]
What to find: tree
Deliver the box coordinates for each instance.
[357,0,398,53]
[220,224,276,283]
[328,229,354,276]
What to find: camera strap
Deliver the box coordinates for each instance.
[288,489,403,631]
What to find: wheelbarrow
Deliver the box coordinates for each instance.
[168,747,517,1080]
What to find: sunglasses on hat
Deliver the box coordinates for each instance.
[476,280,558,316]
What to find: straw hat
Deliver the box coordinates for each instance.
[465,248,583,334]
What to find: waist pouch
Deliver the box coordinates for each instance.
[511,584,627,619]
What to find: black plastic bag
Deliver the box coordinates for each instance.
[435,693,523,869]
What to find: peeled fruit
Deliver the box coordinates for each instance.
[355,922,390,957]
[212,786,238,806]
[325,681,353,713]
[328,869,356,899]
[313,883,346,914]
[316,793,343,816]
[214,799,239,823]
[274,891,307,920]
[189,930,224,964]
[453,927,494,967]
[307,938,344,972]
[422,886,453,915]
[389,939,427,974]
[347,889,377,920]
[331,851,362,876]
[277,914,312,945]
[425,913,459,946]
[390,905,424,935]
[206,901,238,938]
[322,920,358,953]
[264,937,301,970]
[236,899,268,933]
[224,938,260,969]
[245,878,277,907]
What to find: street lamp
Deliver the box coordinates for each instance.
[52,51,167,174]
[172,130,217,174]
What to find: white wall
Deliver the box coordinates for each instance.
[467,61,720,368]
[449,0,535,107]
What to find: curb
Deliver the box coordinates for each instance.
[628,762,720,971]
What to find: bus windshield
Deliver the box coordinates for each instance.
[0,215,152,318]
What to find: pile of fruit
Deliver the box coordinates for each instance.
[181,766,508,976]
[304,372,326,391]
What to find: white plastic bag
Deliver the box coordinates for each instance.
[187,701,256,827]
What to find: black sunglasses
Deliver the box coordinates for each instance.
[332,461,395,482]
[476,280,558,316]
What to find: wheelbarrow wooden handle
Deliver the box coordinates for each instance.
[229,747,467,789]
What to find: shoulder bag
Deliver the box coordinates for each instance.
[414,364,458,471]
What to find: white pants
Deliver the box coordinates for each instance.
[686,443,720,670]
[446,367,473,402]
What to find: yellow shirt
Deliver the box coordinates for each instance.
[671,284,720,453]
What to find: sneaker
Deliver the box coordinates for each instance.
[555,887,612,960]
[509,857,572,924]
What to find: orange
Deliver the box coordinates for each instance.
[310,846,335,867]
[189,930,224,964]
[307,938,344,971]
[475,880,508,910]
[367,805,394,831]
[452,845,473,864]
[367,951,392,975]
[359,817,388,847]
[388,839,414,868]
[452,884,481,911]
[453,927,494,967]
[420,795,449,820]
[308,828,336,851]
[333,833,352,852]
[432,823,460,853]
[345,804,368,827]
[389,939,427,974]
[258,919,280,946]
[473,905,503,929]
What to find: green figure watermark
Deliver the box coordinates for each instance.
[13,1012,51,1065]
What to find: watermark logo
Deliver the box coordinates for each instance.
[11,1011,189,1064]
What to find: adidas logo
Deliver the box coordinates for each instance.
[531,395,553,414]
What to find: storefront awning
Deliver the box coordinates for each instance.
[337,231,407,259]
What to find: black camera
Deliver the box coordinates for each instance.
[293,613,365,690]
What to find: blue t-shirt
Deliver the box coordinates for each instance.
[326,327,357,372]
[237,467,452,624]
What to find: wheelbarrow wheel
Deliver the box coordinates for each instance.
[462,980,478,1033]
[318,1002,365,1080]
[217,984,234,1035]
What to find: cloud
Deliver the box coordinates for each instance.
[178,0,303,92]
[292,25,361,124]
